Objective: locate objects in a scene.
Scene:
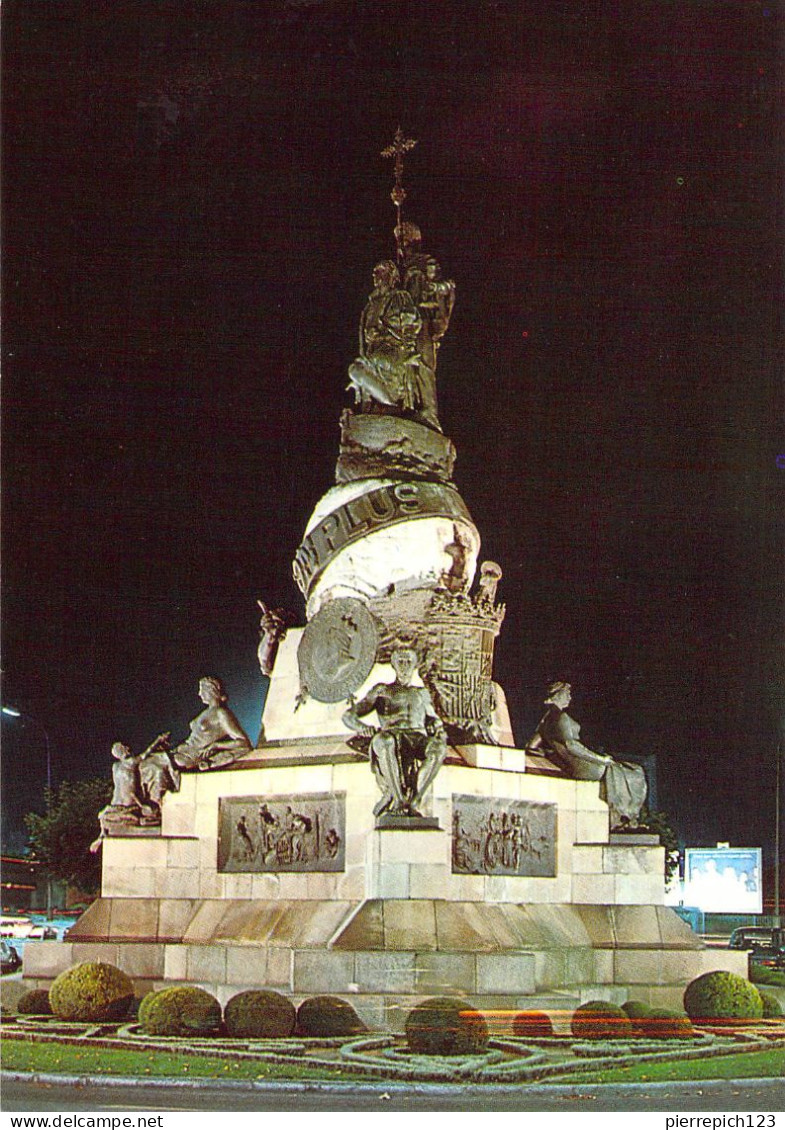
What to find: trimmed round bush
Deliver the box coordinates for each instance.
[620,999,652,1035]
[405,996,489,1056]
[137,990,162,1029]
[570,1000,633,1040]
[0,980,30,1016]
[49,962,134,1022]
[759,991,783,1019]
[620,999,651,1020]
[142,986,222,1037]
[640,1008,694,1039]
[224,990,296,1038]
[683,971,763,1025]
[296,995,366,1038]
[511,1010,554,1038]
[16,989,53,1016]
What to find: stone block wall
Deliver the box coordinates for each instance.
[24,899,749,1027]
[21,739,747,1025]
[99,756,669,909]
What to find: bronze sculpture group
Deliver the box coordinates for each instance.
[94,660,646,840]
[347,222,455,433]
[92,133,648,843]
[92,676,251,846]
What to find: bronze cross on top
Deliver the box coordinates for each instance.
[381,127,417,261]
[381,127,418,205]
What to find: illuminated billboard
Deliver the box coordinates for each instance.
[683,847,762,914]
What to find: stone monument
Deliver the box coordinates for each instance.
[25,133,746,1028]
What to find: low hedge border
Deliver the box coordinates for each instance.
[3,1015,784,1087]
[340,1036,540,1083]
[570,1032,715,1057]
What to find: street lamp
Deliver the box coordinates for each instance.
[1,705,54,918]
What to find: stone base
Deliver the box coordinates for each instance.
[609,833,660,846]
[375,814,441,830]
[25,899,748,1028]
[87,760,671,905]
[101,824,162,838]
[24,740,749,1030]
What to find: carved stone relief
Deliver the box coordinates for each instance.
[451,794,557,877]
[218,793,345,873]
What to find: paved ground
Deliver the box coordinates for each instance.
[3,1074,784,1113]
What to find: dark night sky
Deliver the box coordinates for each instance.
[2,1,782,861]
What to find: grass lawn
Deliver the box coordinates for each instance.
[750,967,785,989]
[2,1037,784,1086]
[550,1046,785,1086]
[0,1039,362,1083]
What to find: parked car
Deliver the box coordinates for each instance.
[1,915,58,941]
[729,926,785,970]
[1,915,47,940]
[0,939,22,974]
[729,926,782,949]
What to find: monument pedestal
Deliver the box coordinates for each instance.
[22,161,743,1034]
[24,741,746,1028]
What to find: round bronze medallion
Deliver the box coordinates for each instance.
[297,597,379,703]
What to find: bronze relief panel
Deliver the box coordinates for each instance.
[451,794,557,877]
[218,793,345,873]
